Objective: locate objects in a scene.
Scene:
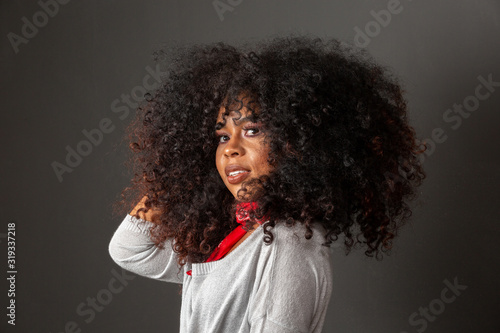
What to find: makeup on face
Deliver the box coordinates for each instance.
[214,102,272,200]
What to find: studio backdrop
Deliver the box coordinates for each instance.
[1,1,499,332]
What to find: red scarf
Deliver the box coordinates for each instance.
[186,201,268,276]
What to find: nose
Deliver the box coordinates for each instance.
[224,135,245,157]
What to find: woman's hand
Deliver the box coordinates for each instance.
[130,195,163,222]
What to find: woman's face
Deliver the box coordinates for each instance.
[215,100,272,201]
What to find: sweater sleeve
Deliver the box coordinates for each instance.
[108,214,184,284]
[249,224,333,333]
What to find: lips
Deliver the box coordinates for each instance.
[225,164,251,184]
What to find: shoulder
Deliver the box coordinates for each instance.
[250,222,334,331]
[271,221,333,261]
[260,220,334,293]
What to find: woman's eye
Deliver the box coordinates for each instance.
[244,127,261,136]
[217,135,229,143]
[215,126,261,144]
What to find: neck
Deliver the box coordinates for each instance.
[235,201,268,225]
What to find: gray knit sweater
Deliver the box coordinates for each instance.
[108,214,334,332]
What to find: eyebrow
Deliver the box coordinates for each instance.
[215,117,253,131]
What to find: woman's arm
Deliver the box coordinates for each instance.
[108,196,184,284]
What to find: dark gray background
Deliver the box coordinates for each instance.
[1,0,499,332]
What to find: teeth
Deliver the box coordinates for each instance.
[229,170,248,177]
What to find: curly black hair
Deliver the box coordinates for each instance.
[113,34,427,266]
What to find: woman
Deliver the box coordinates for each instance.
[108,35,426,332]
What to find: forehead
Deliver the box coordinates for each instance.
[216,105,253,122]
[215,96,259,127]
[215,108,256,131]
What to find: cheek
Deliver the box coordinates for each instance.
[215,150,223,174]
[255,146,272,172]
[215,150,229,183]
